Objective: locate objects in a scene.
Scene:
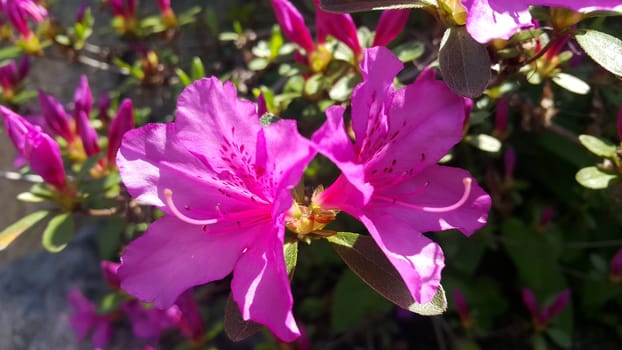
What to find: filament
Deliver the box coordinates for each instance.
[376,178,472,213]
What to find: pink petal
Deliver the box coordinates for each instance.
[351,46,402,153]
[107,98,134,166]
[117,123,238,215]
[119,216,256,308]
[462,0,533,43]
[175,77,261,171]
[311,106,372,208]
[231,221,300,342]
[359,213,445,304]
[362,70,466,181]
[260,119,316,215]
[369,165,490,236]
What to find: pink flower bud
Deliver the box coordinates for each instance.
[271,0,315,54]
[1,106,67,190]
[38,89,74,142]
[453,289,472,329]
[315,5,362,58]
[609,249,622,282]
[617,104,622,142]
[257,93,268,116]
[372,10,410,47]
[504,147,516,180]
[107,98,134,166]
[539,206,555,227]
[73,75,93,119]
[97,92,111,126]
[522,288,570,331]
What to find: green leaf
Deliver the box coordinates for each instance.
[0,45,24,61]
[248,57,269,71]
[552,73,590,95]
[394,41,425,62]
[546,328,572,349]
[327,232,447,315]
[331,270,393,333]
[190,57,205,80]
[575,166,618,189]
[578,134,617,157]
[328,74,358,102]
[223,293,261,342]
[175,68,192,86]
[284,240,298,278]
[0,210,50,250]
[42,212,75,253]
[97,293,124,314]
[466,134,502,153]
[97,216,125,260]
[575,29,622,77]
[269,25,284,59]
[16,192,46,203]
[439,26,491,98]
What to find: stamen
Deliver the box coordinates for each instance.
[376,178,472,213]
[164,189,220,226]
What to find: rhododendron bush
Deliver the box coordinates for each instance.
[1,0,622,348]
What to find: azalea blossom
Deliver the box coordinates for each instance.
[462,0,622,43]
[0,56,29,100]
[312,46,491,304]
[116,77,316,341]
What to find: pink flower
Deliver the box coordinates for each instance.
[522,288,571,330]
[1,106,67,190]
[462,0,622,43]
[106,98,134,167]
[0,0,47,38]
[116,77,316,342]
[67,288,113,349]
[311,47,491,304]
[372,9,410,47]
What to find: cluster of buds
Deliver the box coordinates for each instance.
[522,288,571,332]
[0,0,47,54]
[0,56,29,103]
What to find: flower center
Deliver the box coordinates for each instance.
[285,185,338,236]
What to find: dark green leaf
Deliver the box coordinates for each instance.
[575,29,622,77]
[331,270,392,333]
[224,294,262,342]
[578,135,617,158]
[327,232,447,315]
[0,210,50,251]
[439,27,491,98]
[575,166,618,189]
[546,328,572,349]
[42,212,75,253]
